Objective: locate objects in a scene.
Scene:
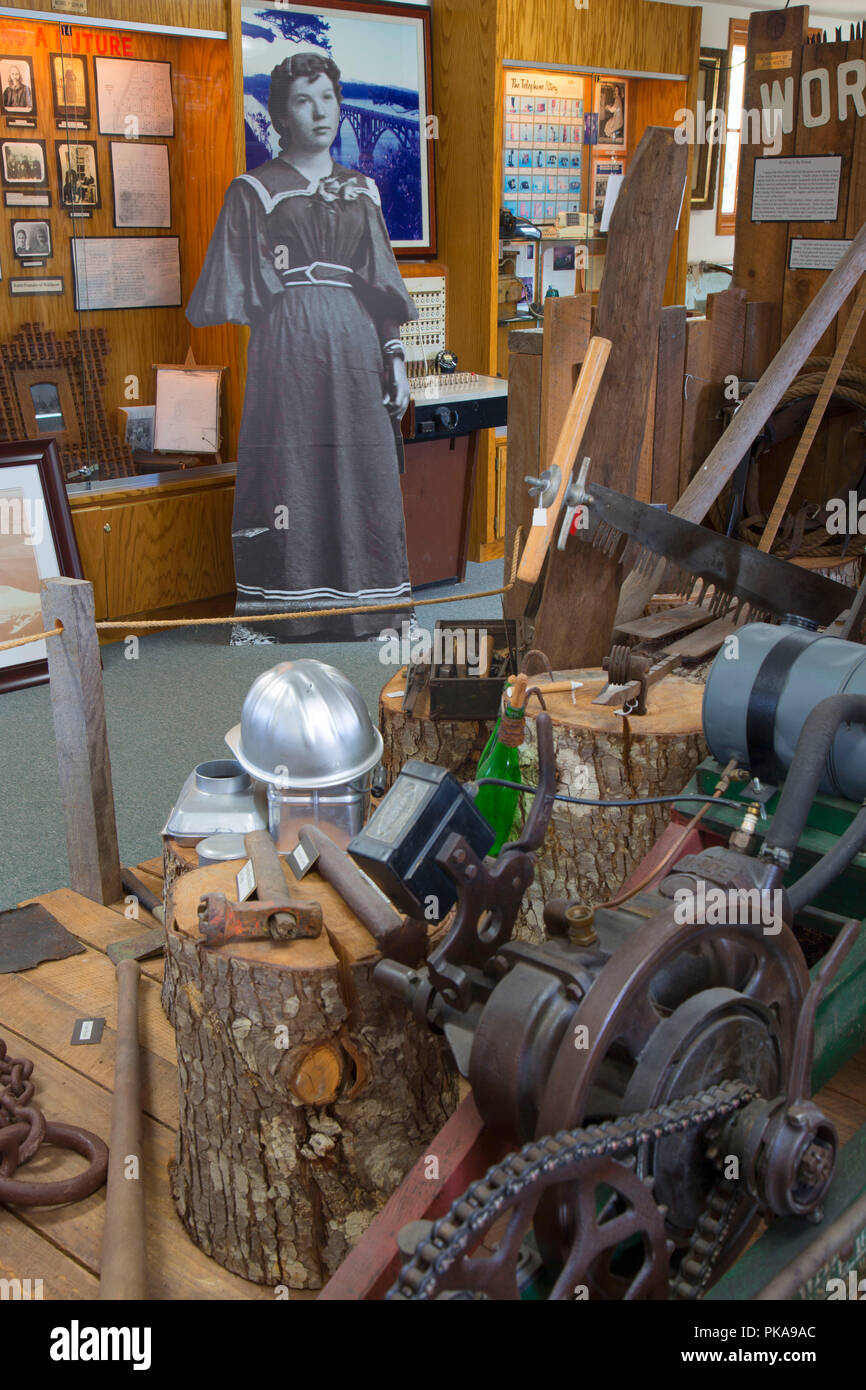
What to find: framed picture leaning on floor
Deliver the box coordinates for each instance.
[0,439,83,694]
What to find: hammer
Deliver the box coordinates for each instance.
[197,829,323,948]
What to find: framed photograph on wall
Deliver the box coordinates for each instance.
[0,138,48,189]
[50,53,91,126]
[1,56,37,128]
[594,78,627,151]
[241,1,436,255]
[11,219,52,261]
[56,140,101,212]
[0,438,83,694]
[691,49,726,211]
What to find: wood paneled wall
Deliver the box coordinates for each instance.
[0,1,240,463]
[3,0,229,35]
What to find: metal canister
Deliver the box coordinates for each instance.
[703,622,866,798]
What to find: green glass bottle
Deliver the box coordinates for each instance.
[474,673,528,855]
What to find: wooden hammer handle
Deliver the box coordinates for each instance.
[244,829,291,906]
[516,334,612,586]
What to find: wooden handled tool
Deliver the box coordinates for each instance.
[517,335,612,585]
[100,958,146,1300]
[196,830,324,947]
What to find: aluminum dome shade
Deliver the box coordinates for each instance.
[225,658,383,789]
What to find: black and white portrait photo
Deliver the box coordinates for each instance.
[0,139,47,187]
[11,219,51,259]
[1,58,35,119]
[56,141,100,210]
[596,80,626,149]
[51,54,91,124]
[187,46,418,643]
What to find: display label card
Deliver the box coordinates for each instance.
[751,155,841,223]
[72,235,181,309]
[789,237,851,270]
[5,191,50,207]
[236,859,256,903]
[71,1017,104,1046]
[755,51,792,70]
[10,276,63,295]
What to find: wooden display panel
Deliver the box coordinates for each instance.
[0,7,240,471]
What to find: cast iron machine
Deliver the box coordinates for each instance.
[357,631,866,1300]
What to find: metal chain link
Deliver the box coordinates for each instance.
[0,1034,109,1207]
[388,1080,756,1301]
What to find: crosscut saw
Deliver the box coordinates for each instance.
[569,483,856,628]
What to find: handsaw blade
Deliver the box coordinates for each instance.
[579,483,855,627]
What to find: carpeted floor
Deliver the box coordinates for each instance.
[0,559,505,911]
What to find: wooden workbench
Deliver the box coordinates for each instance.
[3,856,866,1301]
[0,857,313,1302]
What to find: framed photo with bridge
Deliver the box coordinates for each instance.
[241,1,436,255]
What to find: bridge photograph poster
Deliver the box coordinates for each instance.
[241,2,436,255]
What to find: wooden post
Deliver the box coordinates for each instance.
[40,577,123,905]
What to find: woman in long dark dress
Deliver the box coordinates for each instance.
[187,52,418,642]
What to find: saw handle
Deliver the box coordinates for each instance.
[516,335,612,586]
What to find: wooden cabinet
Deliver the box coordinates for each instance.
[69,470,235,623]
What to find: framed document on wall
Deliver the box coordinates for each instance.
[71,235,182,309]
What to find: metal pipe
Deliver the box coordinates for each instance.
[99,958,146,1300]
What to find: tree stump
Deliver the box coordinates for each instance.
[379,668,496,788]
[515,673,706,939]
[162,859,458,1289]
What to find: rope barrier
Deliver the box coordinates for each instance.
[0,530,525,652]
[0,621,63,655]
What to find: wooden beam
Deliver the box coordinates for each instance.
[40,578,123,906]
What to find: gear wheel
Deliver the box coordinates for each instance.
[388,1082,753,1301]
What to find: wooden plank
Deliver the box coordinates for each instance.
[663,614,738,659]
[742,301,779,381]
[0,1022,277,1301]
[732,7,808,334]
[1,1218,100,1300]
[538,294,593,473]
[840,34,866,367]
[27,888,166,985]
[678,317,713,494]
[40,579,123,906]
[615,603,715,640]
[502,339,544,624]
[651,306,686,508]
[636,338,658,503]
[532,128,689,668]
[6,947,177,1070]
[0,968,177,1129]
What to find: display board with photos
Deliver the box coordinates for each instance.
[502,69,585,225]
[502,68,629,234]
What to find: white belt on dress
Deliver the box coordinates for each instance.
[279,261,354,288]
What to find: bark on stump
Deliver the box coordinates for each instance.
[379,668,497,789]
[163,859,458,1289]
[515,673,705,940]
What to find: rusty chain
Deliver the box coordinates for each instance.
[0,1035,108,1207]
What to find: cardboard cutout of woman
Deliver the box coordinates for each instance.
[187,52,418,642]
